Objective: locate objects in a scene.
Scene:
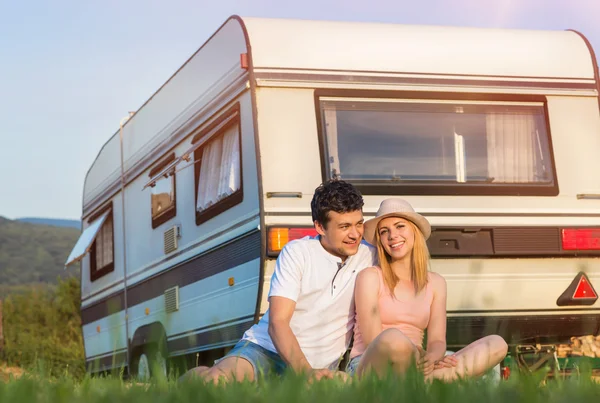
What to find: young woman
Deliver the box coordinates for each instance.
[347,198,508,381]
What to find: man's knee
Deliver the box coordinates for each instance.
[201,366,230,384]
[179,356,255,384]
[212,356,255,383]
[178,365,209,382]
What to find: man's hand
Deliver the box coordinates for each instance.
[309,368,336,381]
[416,346,436,376]
[307,368,350,383]
[419,353,437,376]
[434,354,459,370]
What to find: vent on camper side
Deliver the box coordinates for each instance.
[163,225,181,254]
[164,286,179,313]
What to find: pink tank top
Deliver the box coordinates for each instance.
[350,267,434,358]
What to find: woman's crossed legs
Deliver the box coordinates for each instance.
[352,328,508,382]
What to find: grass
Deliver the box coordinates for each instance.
[1,363,600,403]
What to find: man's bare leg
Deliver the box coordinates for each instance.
[180,356,255,384]
[181,365,210,379]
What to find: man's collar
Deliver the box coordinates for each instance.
[315,234,354,265]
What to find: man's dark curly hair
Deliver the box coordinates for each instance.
[311,179,364,228]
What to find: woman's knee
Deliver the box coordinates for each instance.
[375,329,417,358]
[489,335,508,359]
[474,334,508,363]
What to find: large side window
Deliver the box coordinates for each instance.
[90,205,114,281]
[318,93,557,196]
[149,152,177,229]
[193,104,243,225]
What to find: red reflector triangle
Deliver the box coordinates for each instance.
[573,276,598,299]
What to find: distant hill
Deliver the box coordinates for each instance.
[0,216,80,288]
[16,217,80,229]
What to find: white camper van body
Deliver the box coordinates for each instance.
[66,16,600,375]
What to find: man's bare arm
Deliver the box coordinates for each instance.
[268,296,312,372]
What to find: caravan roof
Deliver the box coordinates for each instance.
[244,17,596,79]
[81,16,599,214]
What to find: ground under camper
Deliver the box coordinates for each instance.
[66,16,600,378]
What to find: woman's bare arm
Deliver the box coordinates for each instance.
[354,267,383,347]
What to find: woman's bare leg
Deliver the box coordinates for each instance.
[430,335,508,382]
[355,328,421,378]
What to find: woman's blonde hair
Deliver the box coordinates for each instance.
[375,219,430,296]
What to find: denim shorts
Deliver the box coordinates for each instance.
[345,354,362,377]
[214,339,287,380]
[215,339,344,380]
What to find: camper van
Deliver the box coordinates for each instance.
[66,16,600,378]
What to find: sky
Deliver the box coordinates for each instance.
[0,0,599,220]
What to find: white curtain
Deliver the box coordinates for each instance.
[96,215,113,268]
[453,131,466,183]
[486,113,537,183]
[196,125,241,212]
[324,108,340,179]
[196,138,223,211]
[217,126,241,199]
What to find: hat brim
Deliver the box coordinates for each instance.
[363,212,431,246]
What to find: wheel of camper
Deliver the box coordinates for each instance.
[133,345,167,381]
[136,353,151,382]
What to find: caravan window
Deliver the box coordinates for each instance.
[318,95,557,196]
[149,153,177,229]
[90,207,114,281]
[193,105,243,225]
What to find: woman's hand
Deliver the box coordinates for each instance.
[434,354,459,370]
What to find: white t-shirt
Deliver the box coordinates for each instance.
[241,235,377,369]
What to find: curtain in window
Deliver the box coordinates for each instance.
[96,215,113,268]
[196,124,241,212]
[217,126,241,199]
[486,113,537,183]
[196,138,223,211]
[324,108,340,179]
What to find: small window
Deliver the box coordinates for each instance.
[193,105,243,225]
[319,95,557,196]
[149,153,177,229]
[90,206,114,281]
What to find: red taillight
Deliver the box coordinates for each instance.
[267,227,318,255]
[501,366,511,380]
[561,228,600,250]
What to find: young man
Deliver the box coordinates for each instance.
[182,180,376,383]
